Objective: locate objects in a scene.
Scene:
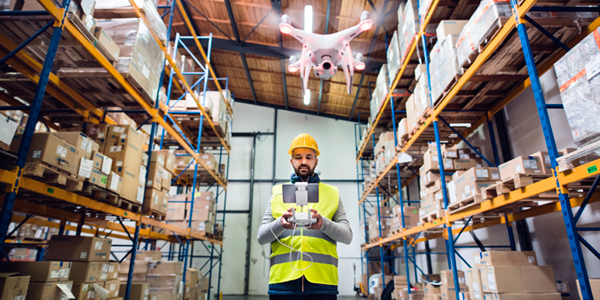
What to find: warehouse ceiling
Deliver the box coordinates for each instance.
[164,0,402,121]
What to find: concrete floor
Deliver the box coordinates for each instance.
[223,296,359,300]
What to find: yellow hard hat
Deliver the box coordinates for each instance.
[288,133,320,156]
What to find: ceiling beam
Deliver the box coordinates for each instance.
[235,98,368,123]
[318,0,332,115]
[349,0,390,120]
[224,0,257,104]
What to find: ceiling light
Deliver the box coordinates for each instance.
[304,89,311,105]
[449,123,472,128]
[355,62,365,70]
[360,21,373,31]
[288,65,299,73]
[304,5,313,33]
[280,24,292,34]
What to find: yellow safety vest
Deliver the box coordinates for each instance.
[269,182,339,286]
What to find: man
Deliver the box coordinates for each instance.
[257,133,353,299]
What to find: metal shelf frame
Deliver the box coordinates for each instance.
[0,1,232,299]
[355,0,600,299]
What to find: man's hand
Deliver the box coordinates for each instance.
[308,209,324,230]
[280,207,295,229]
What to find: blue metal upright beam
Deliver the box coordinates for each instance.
[0,1,71,257]
[508,1,593,298]
[372,132,387,284]
[419,8,461,299]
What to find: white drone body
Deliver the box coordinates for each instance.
[279,11,373,94]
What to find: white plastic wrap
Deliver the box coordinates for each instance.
[414,73,431,114]
[419,0,433,23]
[429,34,462,102]
[554,28,600,146]
[387,31,402,81]
[398,0,420,64]
[371,65,390,124]
[102,19,164,103]
[455,0,511,68]
[142,0,167,44]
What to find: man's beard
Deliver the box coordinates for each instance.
[294,164,315,180]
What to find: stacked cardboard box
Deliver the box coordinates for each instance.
[554,27,600,147]
[429,21,468,103]
[440,270,468,300]
[103,125,145,203]
[0,273,30,300]
[0,261,74,300]
[144,150,174,215]
[455,0,511,68]
[370,65,390,125]
[467,251,561,299]
[368,207,392,240]
[183,268,208,300]
[391,205,419,232]
[398,0,419,65]
[498,156,542,180]
[374,131,396,174]
[424,282,442,300]
[147,261,184,300]
[166,192,217,235]
[451,167,499,205]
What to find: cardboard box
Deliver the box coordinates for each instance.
[187,199,216,222]
[440,285,467,300]
[436,20,469,39]
[150,150,166,167]
[103,126,144,202]
[0,261,71,282]
[161,170,172,191]
[146,274,181,289]
[481,266,556,293]
[106,262,119,280]
[441,270,466,287]
[576,278,600,299]
[483,293,561,300]
[53,132,94,176]
[498,156,542,180]
[118,283,148,300]
[46,236,112,262]
[468,267,483,300]
[198,277,209,293]
[185,269,199,287]
[69,262,103,283]
[0,273,30,300]
[94,27,120,62]
[474,251,537,266]
[200,153,217,171]
[454,159,483,170]
[118,261,148,283]
[10,133,77,173]
[88,169,108,188]
[453,168,499,202]
[137,251,163,261]
[167,202,186,221]
[147,261,184,275]
[26,281,73,300]
[72,282,104,300]
[144,188,168,214]
[105,279,121,298]
[529,151,552,175]
[147,162,164,190]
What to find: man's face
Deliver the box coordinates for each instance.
[290,148,318,180]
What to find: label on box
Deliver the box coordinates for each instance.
[14,295,25,300]
[473,282,480,299]
[33,150,41,158]
[585,54,600,81]
[491,172,499,180]
[515,164,523,173]
[59,268,69,279]
[95,241,103,250]
[102,156,112,174]
[57,284,75,299]
[100,273,107,280]
[93,283,109,300]
[120,134,127,139]
[79,158,93,178]
[465,184,471,197]
[110,146,122,152]
[475,169,489,179]
[109,283,116,291]
[524,159,538,169]
[109,175,119,191]
[50,270,59,279]
[57,145,67,158]
[142,66,150,78]
[136,186,144,203]
[116,161,123,167]
[80,251,88,259]
[487,271,496,291]
[528,256,535,263]
[113,127,125,133]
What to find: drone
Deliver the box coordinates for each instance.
[279,11,373,95]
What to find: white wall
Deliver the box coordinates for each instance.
[217,102,362,296]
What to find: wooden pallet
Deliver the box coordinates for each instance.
[482,173,554,200]
[0,149,18,171]
[118,198,143,214]
[434,74,461,107]
[448,195,485,215]
[144,209,166,221]
[22,162,83,192]
[417,107,433,125]
[419,209,445,224]
[557,139,600,172]
[459,17,510,69]
[79,181,119,205]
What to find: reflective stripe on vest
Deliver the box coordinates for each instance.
[269,182,340,285]
[279,229,336,245]
[270,252,338,267]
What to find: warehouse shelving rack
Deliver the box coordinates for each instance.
[356,0,600,299]
[0,0,232,299]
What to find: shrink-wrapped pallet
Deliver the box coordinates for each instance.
[96,0,166,44]
[414,72,431,115]
[398,0,420,64]
[100,18,164,103]
[387,31,402,81]
[554,28,600,146]
[418,0,434,23]
[455,0,511,68]
[429,34,462,103]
